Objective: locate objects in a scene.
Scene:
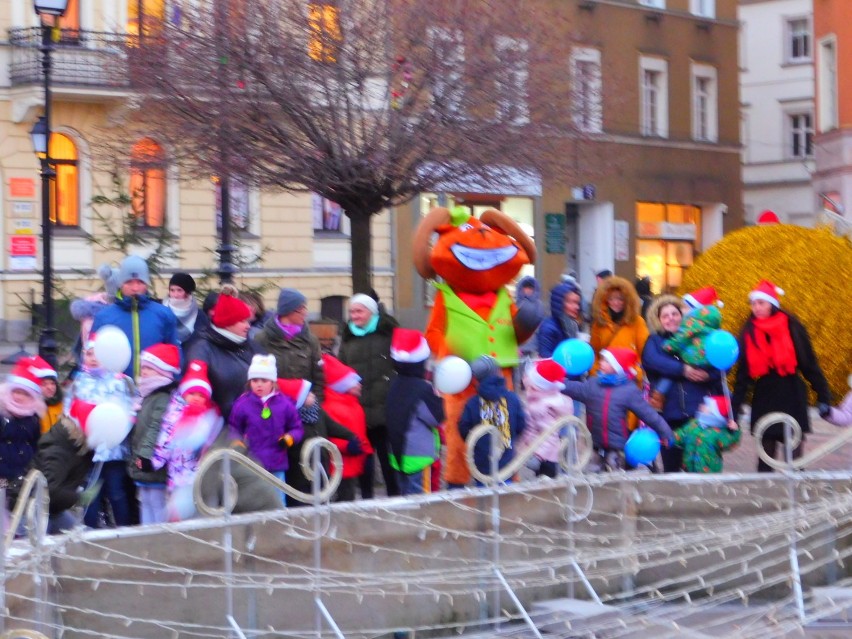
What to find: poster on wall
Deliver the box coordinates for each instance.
[614,220,630,261]
[9,235,37,271]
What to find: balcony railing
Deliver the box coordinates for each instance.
[8,27,129,89]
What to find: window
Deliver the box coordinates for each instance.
[691,63,717,142]
[50,133,79,227]
[495,36,529,125]
[312,193,345,233]
[690,0,715,19]
[307,3,342,63]
[639,0,665,8]
[215,176,251,233]
[818,37,838,132]
[789,113,813,158]
[60,0,80,39]
[127,0,165,38]
[130,138,167,227]
[787,17,811,63]
[635,202,701,294]
[639,56,668,137]
[428,27,464,116]
[571,47,603,133]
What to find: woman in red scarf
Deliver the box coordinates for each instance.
[732,280,832,471]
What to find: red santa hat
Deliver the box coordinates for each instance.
[6,357,43,395]
[68,397,97,433]
[702,395,729,421]
[278,378,313,409]
[85,331,98,352]
[748,279,784,308]
[390,327,430,363]
[179,360,212,399]
[683,286,723,310]
[140,343,181,377]
[322,354,362,393]
[211,292,252,329]
[29,355,58,380]
[526,359,566,391]
[600,348,639,379]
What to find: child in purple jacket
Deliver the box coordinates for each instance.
[229,355,304,501]
[826,375,852,427]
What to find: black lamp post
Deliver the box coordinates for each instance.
[30,0,69,370]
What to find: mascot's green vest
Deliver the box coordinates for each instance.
[434,283,518,367]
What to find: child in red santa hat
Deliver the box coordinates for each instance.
[321,354,373,501]
[151,360,223,521]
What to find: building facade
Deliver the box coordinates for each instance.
[0,0,393,342]
[740,0,817,227]
[395,0,745,328]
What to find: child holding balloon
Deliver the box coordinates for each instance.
[561,348,673,471]
[671,396,740,473]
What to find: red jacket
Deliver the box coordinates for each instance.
[322,389,373,479]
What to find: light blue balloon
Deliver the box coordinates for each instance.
[552,339,595,376]
[624,428,661,468]
[706,329,739,370]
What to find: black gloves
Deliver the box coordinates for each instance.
[818,403,831,419]
[135,457,154,473]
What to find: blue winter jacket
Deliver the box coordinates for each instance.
[537,281,583,358]
[91,293,180,378]
[459,376,526,477]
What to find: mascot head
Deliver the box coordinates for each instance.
[413,207,536,294]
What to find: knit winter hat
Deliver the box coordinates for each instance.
[140,343,181,378]
[322,354,362,393]
[470,355,500,382]
[600,348,638,379]
[349,293,379,316]
[749,279,784,308]
[526,359,566,391]
[703,395,729,421]
[179,360,212,399]
[211,291,252,328]
[277,288,307,317]
[278,378,313,409]
[29,355,58,380]
[683,286,723,310]
[7,357,43,395]
[247,354,278,382]
[117,255,151,287]
[390,327,430,363]
[169,272,196,295]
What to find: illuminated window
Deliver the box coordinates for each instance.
[635,202,701,294]
[49,133,79,227]
[127,0,165,38]
[308,3,341,63]
[60,0,80,38]
[130,138,167,227]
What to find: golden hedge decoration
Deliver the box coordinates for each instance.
[679,224,852,403]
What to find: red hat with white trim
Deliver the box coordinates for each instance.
[6,357,43,395]
[600,348,639,379]
[748,279,784,308]
[29,355,58,380]
[390,328,430,363]
[703,395,729,421]
[140,343,181,377]
[683,286,723,310]
[179,360,212,399]
[322,354,362,393]
[278,378,313,408]
[526,359,566,391]
[68,397,97,433]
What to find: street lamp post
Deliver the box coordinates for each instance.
[30,0,69,369]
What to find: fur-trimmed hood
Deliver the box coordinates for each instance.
[645,294,683,334]
[591,276,642,327]
[58,414,90,454]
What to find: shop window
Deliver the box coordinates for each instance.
[130,138,167,228]
[49,132,79,227]
[635,202,701,294]
[127,0,165,38]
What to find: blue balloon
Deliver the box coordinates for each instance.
[624,428,661,468]
[705,329,739,370]
[552,339,595,376]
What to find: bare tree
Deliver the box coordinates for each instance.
[124,0,588,293]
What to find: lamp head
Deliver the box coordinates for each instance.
[30,116,48,159]
[33,0,70,17]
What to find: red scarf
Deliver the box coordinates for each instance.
[745,313,798,378]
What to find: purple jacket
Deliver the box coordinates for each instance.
[228,392,304,473]
[827,391,852,427]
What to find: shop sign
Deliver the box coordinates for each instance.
[544,213,565,254]
[12,202,35,217]
[637,222,696,240]
[9,235,37,271]
[8,178,36,199]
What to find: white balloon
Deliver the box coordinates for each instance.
[85,403,132,450]
[433,356,473,395]
[93,325,132,374]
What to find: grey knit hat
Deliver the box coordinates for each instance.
[277,288,307,317]
[117,255,150,287]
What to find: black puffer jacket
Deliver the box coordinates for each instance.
[187,327,263,419]
[34,417,94,515]
[254,319,326,402]
[338,311,398,428]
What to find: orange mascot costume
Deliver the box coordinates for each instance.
[413,206,541,487]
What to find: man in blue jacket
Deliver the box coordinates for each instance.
[90,255,180,378]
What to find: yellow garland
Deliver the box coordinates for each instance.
[679,224,852,403]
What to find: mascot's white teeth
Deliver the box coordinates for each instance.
[450,244,518,271]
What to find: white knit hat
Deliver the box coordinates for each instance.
[247,354,278,382]
[349,293,379,316]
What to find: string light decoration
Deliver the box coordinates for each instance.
[679,224,852,402]
[5,471,852,637]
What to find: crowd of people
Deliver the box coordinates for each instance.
[1,256,849,535]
